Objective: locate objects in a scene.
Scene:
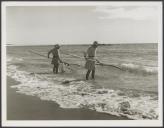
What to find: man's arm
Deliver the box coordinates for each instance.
[84,48,89,60]
[83,52,87,59]
[57,50,62,63]
[94,48,100,63]
[48,49,52,58]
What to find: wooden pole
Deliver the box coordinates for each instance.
[29,50,81,67]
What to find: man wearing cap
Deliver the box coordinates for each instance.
[48,44,62,74]
[84,41,100,80]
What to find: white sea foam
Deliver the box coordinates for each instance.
[7,63,158,120]
[120,63,157,74]
[7,56,23,63]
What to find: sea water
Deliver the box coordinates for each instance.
[6,44,158,120]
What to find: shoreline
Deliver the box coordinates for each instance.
[7,76,130,120]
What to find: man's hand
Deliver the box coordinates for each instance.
[60,60,63,63]
[84,57,87,60]
[96,59,100,64]
[64,62,69,66]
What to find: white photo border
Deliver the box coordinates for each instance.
[1,1,163,127]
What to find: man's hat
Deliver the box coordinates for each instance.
[54,44,60,48]
[92,41,98,46]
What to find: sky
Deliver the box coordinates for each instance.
[6,2,161,45]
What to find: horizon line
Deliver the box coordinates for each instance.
[6,42,157,46]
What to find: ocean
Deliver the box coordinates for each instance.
[7,43,158,120]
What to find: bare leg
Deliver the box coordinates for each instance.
[91,69,95,79]
[56,64,59,74]
[86,70,91,80]
[53,65,56,73]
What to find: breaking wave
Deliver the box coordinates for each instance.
[119,63,157,75]
[7,63,158,120]
[7,56,23,63]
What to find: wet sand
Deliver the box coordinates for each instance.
[7,76,130,120]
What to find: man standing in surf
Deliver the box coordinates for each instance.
[84,41,99,80]
[48,44,62,74]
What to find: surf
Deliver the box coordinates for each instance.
[7,60,158,120]
[119,63,158,75]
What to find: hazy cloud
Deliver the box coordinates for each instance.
[94,6,158,20]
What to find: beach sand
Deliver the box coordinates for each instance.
[7,76,130,120]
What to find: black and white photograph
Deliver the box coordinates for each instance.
[1,1,163,127]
